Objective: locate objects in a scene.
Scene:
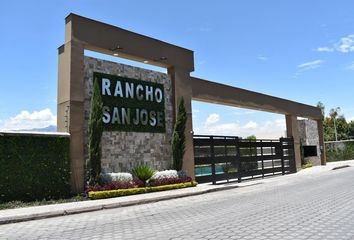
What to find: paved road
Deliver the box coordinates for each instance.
[1,167,354,240]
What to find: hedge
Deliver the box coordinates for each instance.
[326,141,354,162]
[88,181,198,200]
[0,132,71,202]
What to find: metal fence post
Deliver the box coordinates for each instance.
[236,137,242,183]
[280,138,285,175]
[210,136,216,184]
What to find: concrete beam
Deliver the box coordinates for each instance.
[191,77,323,120]
[65,13,194,71]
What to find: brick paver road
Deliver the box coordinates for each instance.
[1,167,354,240]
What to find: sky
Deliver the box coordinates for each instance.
[0,1,354,138]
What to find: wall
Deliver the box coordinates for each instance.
[84,57,173,173]
[297,119,321,166]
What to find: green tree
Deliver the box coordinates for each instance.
[316,101,325,117]
[172,97,187,171]
[88,79,103,185]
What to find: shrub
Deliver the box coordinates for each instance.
[100,172,133,184]
[0,133,70,202]
[86,179,144,193]
[302,163,313,169]
[131,165,156,186]
[177,170,188,178]
[88,181,198,200]
[172,97,187,171]
[151,170,178,180]
[88,78,104,185]
[149,177,192,187]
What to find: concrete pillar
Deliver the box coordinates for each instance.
[317,119,326,165]
[57,40,85,194]
[168,67,195,179]
[286,115,301,171]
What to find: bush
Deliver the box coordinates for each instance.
[88,181,198,200]
[149,177,192,187]
[88,78,103,185]
[86,179,144,193]
[131,165,156,186]
[302,163,313,169]
[0,133,70,202]
[172,97,187,171]
[100,172,133,184]
[151,170,178,180]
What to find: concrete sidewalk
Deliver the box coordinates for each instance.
[1,160,353,225]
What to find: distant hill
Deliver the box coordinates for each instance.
[20,125,57,132]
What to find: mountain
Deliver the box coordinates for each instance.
[20,125,57,132]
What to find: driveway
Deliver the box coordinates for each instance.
[0,166,353,240]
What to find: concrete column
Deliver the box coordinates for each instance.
[57,40,85,194]
[168,67,195,179]
[286,115,301,172]
[317,119,326,165]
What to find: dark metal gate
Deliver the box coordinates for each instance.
[194,135,296,184]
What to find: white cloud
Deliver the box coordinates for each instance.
[335,34,354,53]
[0,108,56,130]
[316,47,334,52]
[204,113,220,127]
[347,116,354,122]
[297,60,324,71]
[196,114,286,139]
[243,121,257,129]
[232,110,256,116]
[317,34,354,53]
[348,62,354,70]
[257,55,268,61]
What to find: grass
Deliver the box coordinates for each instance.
[0,195,88,210]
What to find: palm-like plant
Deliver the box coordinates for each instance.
[131,165,156,186]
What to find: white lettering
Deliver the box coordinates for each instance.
[111,107,121,124]
[155,88,163,103]
[121,108,130,125]
[125,82,134,99]
[140,109,148,125]
[102,106,111,123]
[102,78,111,96]
[136,84,144,100]
[146,86,153,101]
[149,111,157,126]
[114,81,123,97]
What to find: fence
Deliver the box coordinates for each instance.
[194,135,296,184]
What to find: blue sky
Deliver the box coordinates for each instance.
[0,1,354,138]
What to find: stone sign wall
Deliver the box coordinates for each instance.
[297,119,321,166]
[84,56,173,173]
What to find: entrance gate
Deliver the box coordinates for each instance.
[194,135,296,184]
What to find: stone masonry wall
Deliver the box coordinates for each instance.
[297,119,321,166]
[84,57,173,173]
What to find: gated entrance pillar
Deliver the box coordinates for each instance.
[57,39,85,194]
[285,114,301,171]
[317,119,326,165]
[168,67,195,179]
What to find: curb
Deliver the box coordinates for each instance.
[0,184,243,225]
[331,165,351,171]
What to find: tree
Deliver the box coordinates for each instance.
[88,79,103,185]
[172,97,187,171]
[318,103,351,141]
[316,101,325,117]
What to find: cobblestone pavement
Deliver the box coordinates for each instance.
[1,167,354,240]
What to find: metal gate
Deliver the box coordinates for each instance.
[194,135,296,184]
